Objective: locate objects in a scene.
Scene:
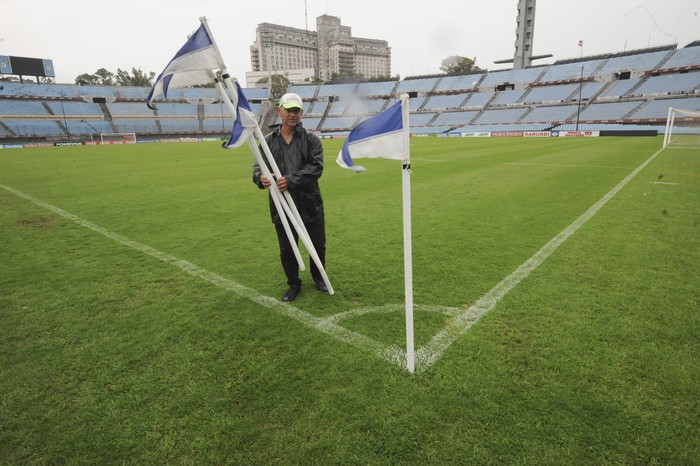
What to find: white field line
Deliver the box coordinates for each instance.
[0,183,404,368]
[414,147,666,371]
[505,162,634,170]
[1,146,664,373]
[327,303,460,324]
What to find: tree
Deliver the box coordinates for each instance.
[327,71,364,84]
[115,67,155,87]
[75,68,114,86]
[74,67,154,86]
[440,56,482,76]
[256,74,291,99]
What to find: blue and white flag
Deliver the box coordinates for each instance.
[336,99,409,172]
[224,81,258,149]
[146,22,224,109]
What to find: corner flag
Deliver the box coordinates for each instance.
[336,99,409,172]
[146,22,225,109]
[223,81,258,150]
[337,94,415,373]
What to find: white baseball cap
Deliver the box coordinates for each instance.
[279,93,303,109]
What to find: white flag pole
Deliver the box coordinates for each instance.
[211,75,306,271]
[400,93,415,373]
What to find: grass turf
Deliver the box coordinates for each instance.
[1,137,698,464]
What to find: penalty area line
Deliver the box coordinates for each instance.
[414,146,667,371]
[0,183,404,368]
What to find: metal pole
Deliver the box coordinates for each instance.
[60,95,70,142]
[261,30,274,100]
[575,64,583,131]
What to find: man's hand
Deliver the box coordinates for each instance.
[276,176,288,192]
[260,175,288,192]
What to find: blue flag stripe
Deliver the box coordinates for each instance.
[146,23,215,108]
[338,100,404,168]
[346,101,403,144]
[224,81,257,149]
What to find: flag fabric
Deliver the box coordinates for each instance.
[146,23,224,109]
[336,100,409,172]
[578,40,584,47]
[224,81,258,149]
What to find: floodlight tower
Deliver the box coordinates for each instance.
[494,0,551,69]
[513,0,537,69]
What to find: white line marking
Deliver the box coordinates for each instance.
[326,303,459,324]
[649,181,678,185]
[0,183,404,367]
[414,147,666,371]
[505,162,634,170]
[1,146,665,373]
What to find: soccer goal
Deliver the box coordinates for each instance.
[100,132,137,144]
[663,107,700,149]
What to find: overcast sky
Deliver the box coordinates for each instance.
[3,0,698,84]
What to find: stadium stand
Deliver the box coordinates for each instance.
[1,41,699,142]
[519,105,579,123]
[395,77,439,94]
[480,67,544,87]
[578,101,643,121]
[539,59,604,82]
[434,74,484,92]
[596,49,672,76]
[432,111,479,126]
[422,94,469,110]
[474,108,529,125]
[661,45,700,69]
[464,92,495,108]
[491,89,528,106]
[599,78,643,98]
[634,72,700,96]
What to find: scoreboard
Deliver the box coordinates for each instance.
[0,55,55,78]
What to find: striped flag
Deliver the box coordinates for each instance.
[336,99,409,172]
[223,81,258,149]
[146,23,224,109]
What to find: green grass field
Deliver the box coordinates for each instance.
[1,136,698,464]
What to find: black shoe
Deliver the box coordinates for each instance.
[314,278,328,293]
[283,284,300,302]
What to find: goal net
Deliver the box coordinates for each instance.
[663,107,700,149]
[100,132,137,144]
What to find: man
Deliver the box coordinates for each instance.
[253,93,327,302]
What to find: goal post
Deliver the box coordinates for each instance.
[663,107,700,149]
[100,132,137,144]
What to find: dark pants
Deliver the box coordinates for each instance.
[274,220,326,287]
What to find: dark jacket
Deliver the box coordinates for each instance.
[253,123,325,225]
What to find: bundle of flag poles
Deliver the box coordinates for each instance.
[146,17,333,296]
[147,18,417,372]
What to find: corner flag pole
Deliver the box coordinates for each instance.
[400,93,415,373]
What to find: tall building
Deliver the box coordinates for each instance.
[247,15,391,86]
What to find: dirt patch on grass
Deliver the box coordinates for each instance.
[18,216,57,229]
